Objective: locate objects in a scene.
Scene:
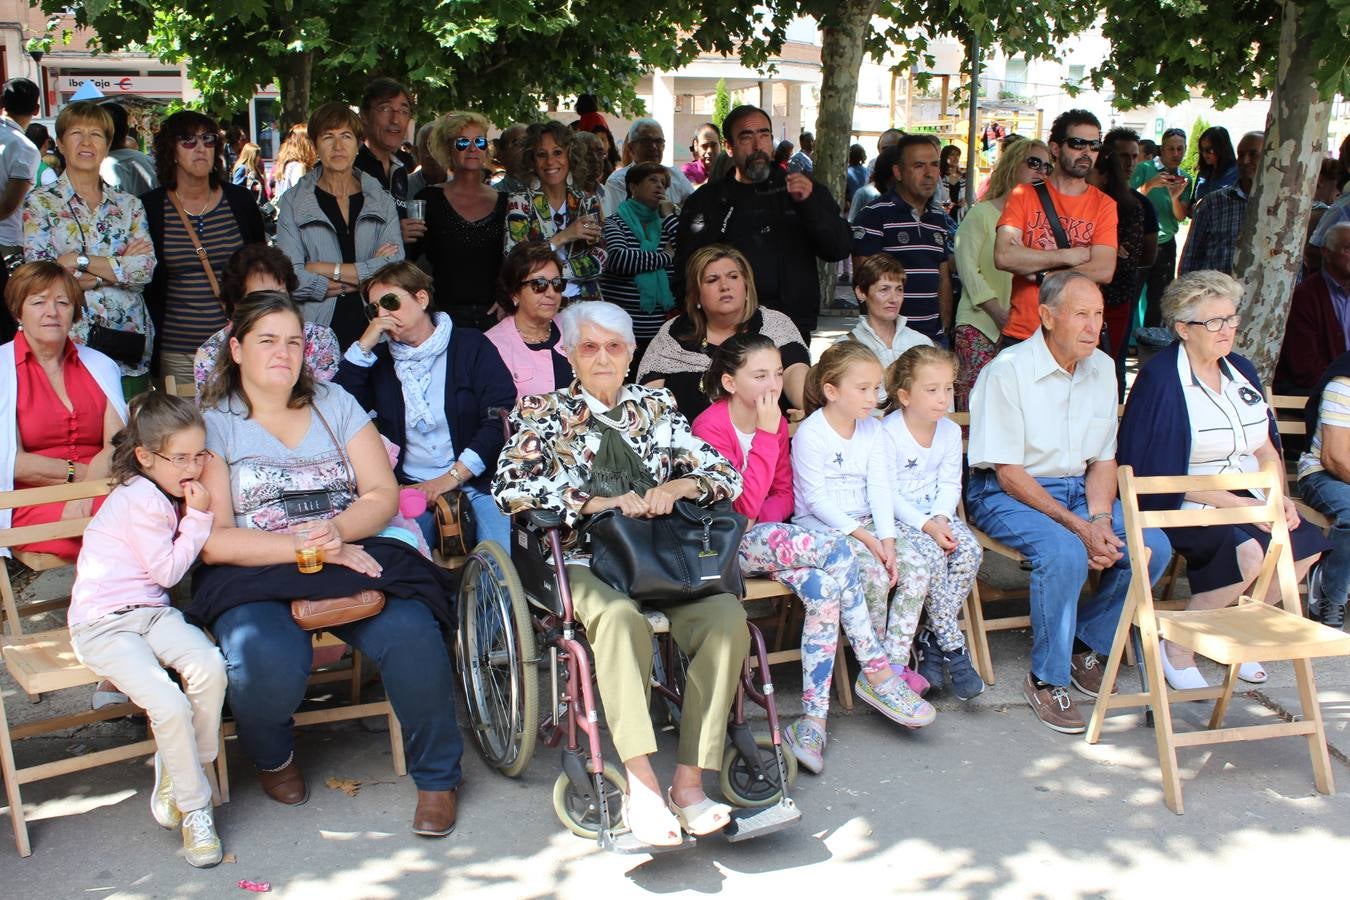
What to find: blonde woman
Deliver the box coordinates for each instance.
[951,137,1051,409]
[272,124,316,201]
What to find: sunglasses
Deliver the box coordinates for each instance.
[1062,137,1102,152]
[521,277,567,294]
[455,136,489,151]
[178,132,220,149]
[364,292,401,319]
[1025,157,1051,172]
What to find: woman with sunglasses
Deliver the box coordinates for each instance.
[486,241,573,402]
[1191,126,1238,207]
[141,111,268,384]
[950,138,1050,409]
[503,120,605,301]
[410,111,507,332]
[22,101,157,396]
[1118,270,1329,690]
[275,102,403,351]
[334,260,515,549]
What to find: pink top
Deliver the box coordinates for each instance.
[68,475,214,628]
[485,316,568,401]
[691,399,793,522]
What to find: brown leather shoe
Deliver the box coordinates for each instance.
[412,789,457,837]
[258,760,308,806]
[1070,651,1117,698]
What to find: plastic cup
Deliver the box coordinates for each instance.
[406,199,426,221]
[294,529,324,574]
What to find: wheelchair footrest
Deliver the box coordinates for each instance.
[600,827,696,854]
[724,799,801,842]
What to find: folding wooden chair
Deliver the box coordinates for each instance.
[1086,462,1350,814]
[161,375,197,399]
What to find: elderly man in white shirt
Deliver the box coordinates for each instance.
[601,119,694,215]
[965,271,1171,735]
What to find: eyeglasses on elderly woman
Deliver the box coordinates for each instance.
[1182,313,1241,332]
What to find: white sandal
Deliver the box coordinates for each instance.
[666,789,732,836]
[621,790,682,847]
[1159,640,1209,691]
[1238,661,1268,684]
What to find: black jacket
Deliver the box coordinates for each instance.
[333,324,514,490]
[140,181,268,336]
[674,168,851,333]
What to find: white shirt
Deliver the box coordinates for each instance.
[967,328,1118,478]
[601,164,694,218]
[0,117,39,245]
[882,412,963,528]
[1178,350,1270,505]
[790,410,895,539]
[1300,376,1350,479]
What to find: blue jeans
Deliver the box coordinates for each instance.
[1299,470,1350,602]
[213,597,463,791]
[415,483,511,550]
[966,470,1173,685]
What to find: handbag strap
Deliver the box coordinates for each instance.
[312,402,357,496]
[168,190,222,301]
[1032,181,1072,250]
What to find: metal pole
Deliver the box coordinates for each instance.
[965,34,981,202]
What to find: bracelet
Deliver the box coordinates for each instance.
[1088,512,1112,524]
[332,262,342,281]
[65,460,76,483]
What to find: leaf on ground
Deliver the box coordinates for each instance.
[222,854,237,864]
[325,776,361,797]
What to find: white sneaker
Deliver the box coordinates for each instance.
[150,753,181,829]
[180,807,223,868]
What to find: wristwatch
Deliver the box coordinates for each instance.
[332,262,342,281]
[75,254,90,273]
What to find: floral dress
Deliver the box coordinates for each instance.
[503,185,606,301]
[23,174,157,377]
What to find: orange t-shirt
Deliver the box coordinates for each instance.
[997,182,1118,339]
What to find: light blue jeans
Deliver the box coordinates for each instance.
[966,470,1173,686]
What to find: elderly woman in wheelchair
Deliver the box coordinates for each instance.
[491,300,764,848]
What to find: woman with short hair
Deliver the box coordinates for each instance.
[493,300,746,847]
[637,244,808,420]
[274,102,403,349]
[22,100,157,394]
[485,241,573,402]
[1118,270,1330,690]
[599,161,678,368]
[141,110,267,381]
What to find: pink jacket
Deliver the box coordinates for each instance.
[485,317,567,401]
[691,399,793,523]
[67,476,213,628]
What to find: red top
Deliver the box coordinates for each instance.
[691,398,794,523]
[12,332,109,560]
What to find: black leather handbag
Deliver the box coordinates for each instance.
[581,499,747,606]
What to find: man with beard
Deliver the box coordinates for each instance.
[674,105,851,343]
[993,108,1118,347]
[851,134,954,342]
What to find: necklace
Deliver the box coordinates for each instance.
[174,189,213,218]
[517,318,552,343]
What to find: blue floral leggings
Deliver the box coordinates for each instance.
[739,520,904,719]
[894,518,983,652]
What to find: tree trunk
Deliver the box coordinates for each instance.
[1232,0,1331,383]
[277,50,313,130]
[814,0,881,320]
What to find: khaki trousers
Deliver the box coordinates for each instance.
[157,350,197,384]
[71,606,227,812]
[566,565,749,769]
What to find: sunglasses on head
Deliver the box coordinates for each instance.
[364,292,401,319]
[455,136,489,151]
[521,276,567,294]
[1062,137,1102,152]
[1025,157,1050,172]
[178,132,220,149]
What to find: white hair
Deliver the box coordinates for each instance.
[1325,221,1350,252]
[557,301,636,352]
[1162,270,1243,325]
[626,117,662,142]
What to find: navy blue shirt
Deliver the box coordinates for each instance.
[851,190,952,341]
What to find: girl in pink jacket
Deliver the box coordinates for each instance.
[691,334,919,775]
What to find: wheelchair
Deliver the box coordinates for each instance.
[454,508,801,851]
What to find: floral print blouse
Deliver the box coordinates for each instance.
[492,383,742,536]
[23,174,157,376]
[504,185,606,301]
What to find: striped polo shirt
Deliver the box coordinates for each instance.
[852,190,952,341]
[159,195,242,354]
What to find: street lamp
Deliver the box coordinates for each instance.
[27,45,46,117]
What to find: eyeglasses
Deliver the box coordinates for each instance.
[632,137,666,146]
[1062,137,1102,152]
[178,132,220,149]
[1025,157,1050,172]
[150,449,214,470]
[575,339,628,358]
[455,136,489,151]
[1183,314,1241,332]
[364,292,401,319]
[521,276,567,294]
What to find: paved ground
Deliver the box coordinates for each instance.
[4,558,1349,899]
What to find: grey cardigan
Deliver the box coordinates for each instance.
[275,168,405,326]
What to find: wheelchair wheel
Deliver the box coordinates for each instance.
[552,763,627,838]
[458,540,538,777]
[720,736,797,808]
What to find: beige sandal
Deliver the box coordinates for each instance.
[666,789,732,836]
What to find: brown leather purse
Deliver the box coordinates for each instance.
[290,590,387,631]
[433,490,478,558]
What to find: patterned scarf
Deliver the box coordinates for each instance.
[389,311,453,434]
